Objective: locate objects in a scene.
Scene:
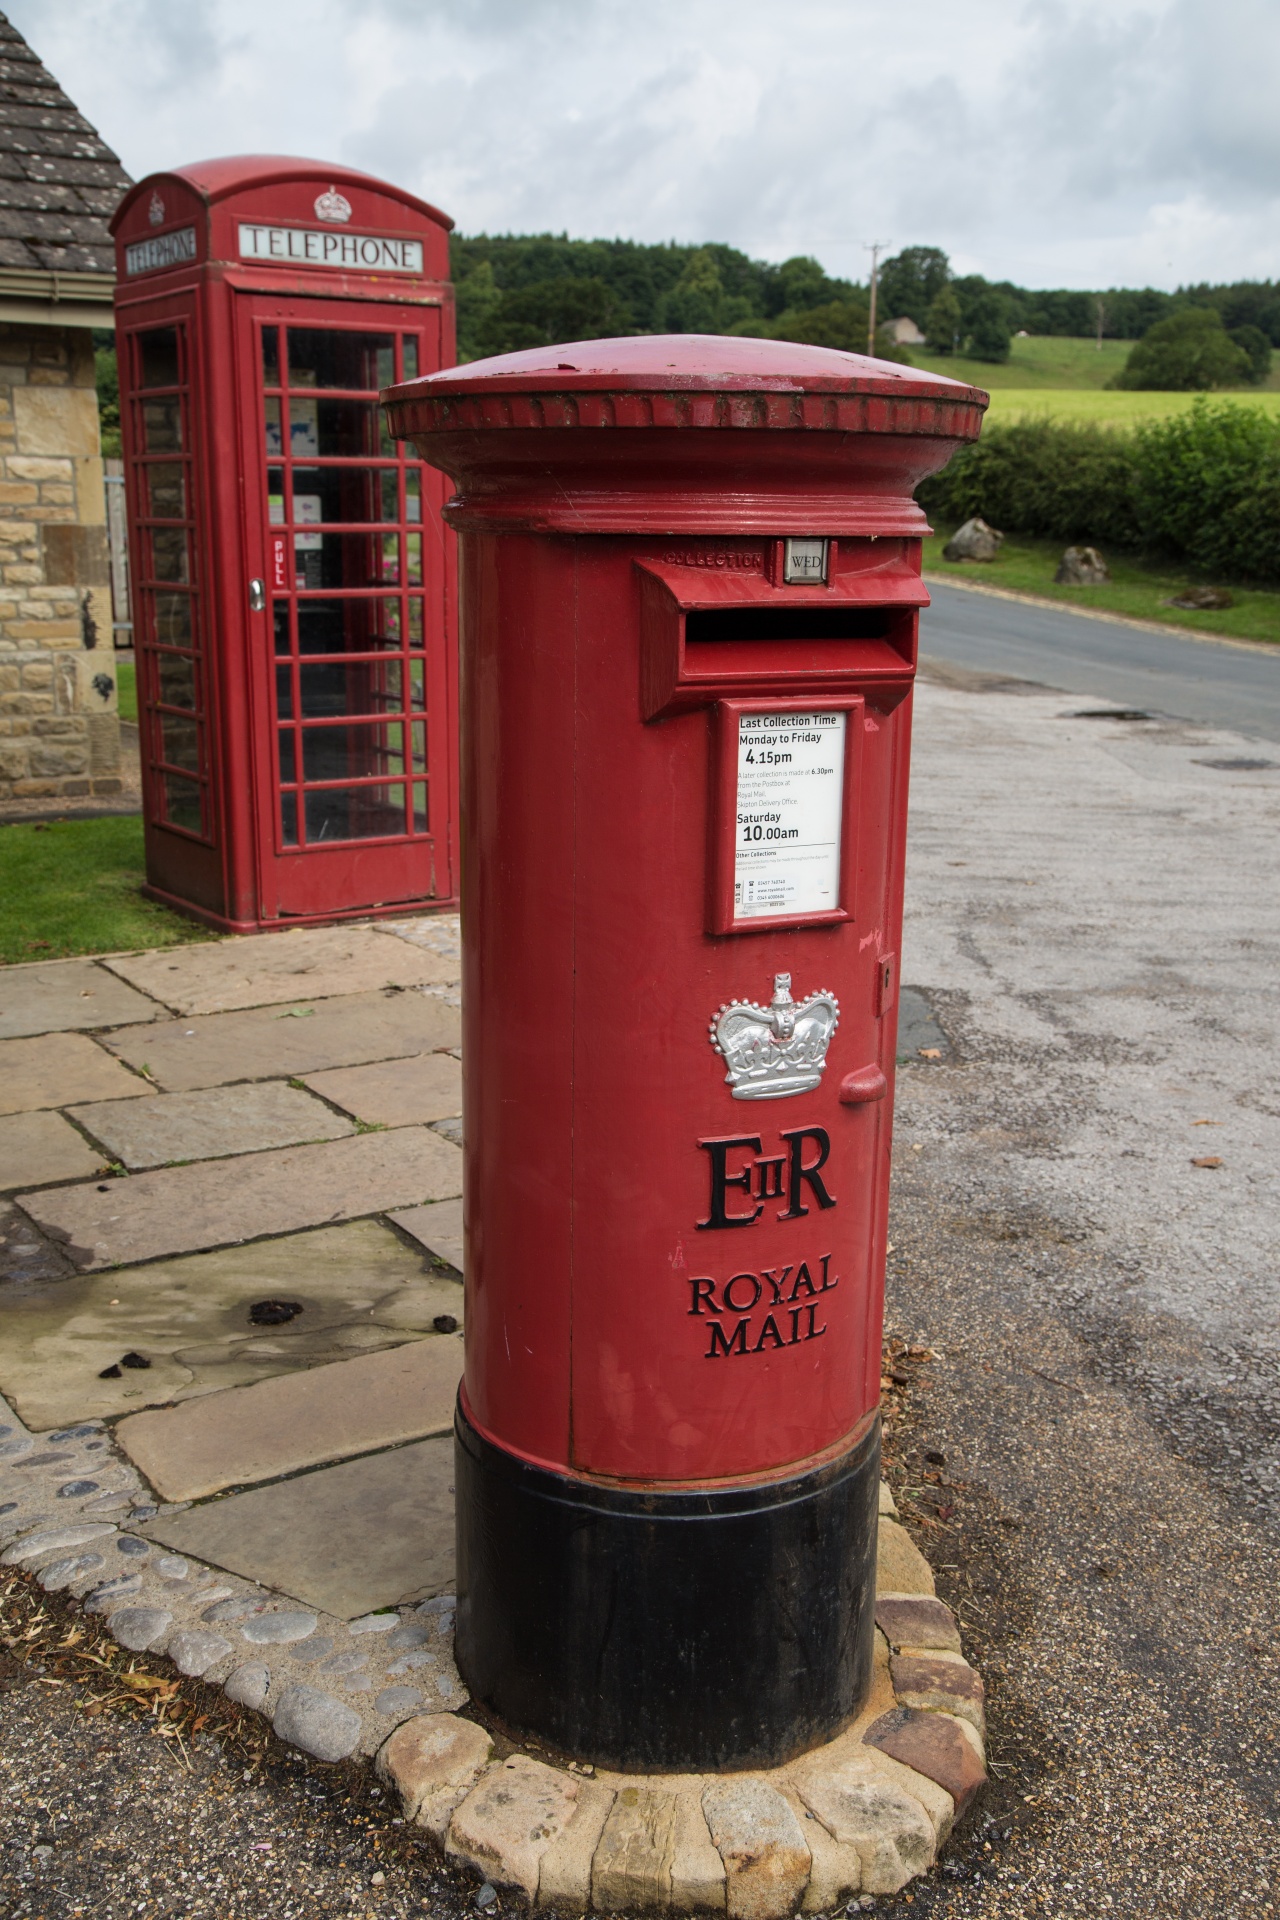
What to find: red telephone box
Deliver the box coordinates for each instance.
[110,158,458,932]
[387,337,986,1771]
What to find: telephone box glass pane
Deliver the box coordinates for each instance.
[276,664,294,718]
[408,599,423,646]
[299,659,403,718]
[412,782,427,831]
[162,773,202,833]
[295,597,404,655]
[139,328,180,388]
[154,592,192,645]
[151,527,189,583]
[292,530,401,591]
[404,471,421,522]
[290,466,400,524]
[159,714,200,771]
[289,397,392,458]
[402,336,419,380]
[146,465,186,519]
[273,601,290,654]
[304,783,405,842]
[286,329,394,391]
[302,720,403,782]
[264,396,282,456]
[262,326,280,387]
[278,731,296,783]
[143,399,183,452]
[409,659,424,709]
[156,653,196,709]
[281,793,299,846]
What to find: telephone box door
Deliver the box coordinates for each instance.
[237,295,455,918]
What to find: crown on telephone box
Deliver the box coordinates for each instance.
[710,974,839,1101]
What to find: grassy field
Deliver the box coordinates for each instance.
[115,658,137,723]
[911,334,1280,425]
[923,530,1280,646]
[0,817,212,965]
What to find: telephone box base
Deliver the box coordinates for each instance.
[140,880,456,937]
[454,1403,880,1772]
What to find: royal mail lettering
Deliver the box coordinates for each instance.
[690,1256,837,1358]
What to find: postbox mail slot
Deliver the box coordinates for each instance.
[637,556,922,719]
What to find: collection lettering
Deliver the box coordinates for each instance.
[688,1256,837,1359]
[662,549,763,570]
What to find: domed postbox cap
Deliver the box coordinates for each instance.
[383,333,987,536]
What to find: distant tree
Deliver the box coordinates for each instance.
[964,291,1012,363]
[659,249,753,333]
[93,331,120,456]
[878,246,951,327]
[924,285,963,353]
[774,256,835,312]
[472,276,627,359]
[1228,325,1272,385]
[1111,308,1253,390]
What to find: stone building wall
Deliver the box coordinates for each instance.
[0,320,120,802]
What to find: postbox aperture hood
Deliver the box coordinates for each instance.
[384,333,988,540]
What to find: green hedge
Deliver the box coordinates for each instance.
[918,401,1280,583]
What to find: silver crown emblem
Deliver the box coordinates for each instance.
[710,974,839,1101]
[148,190,165,227]
[314,185,353,224]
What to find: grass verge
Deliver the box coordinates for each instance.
[0,816,213,964]
[115,658,137,724]
[982,388,1280,427]
[922,531,1280,646]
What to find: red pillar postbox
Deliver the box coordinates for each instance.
[110,158,459,932]
[387,336,985,1771]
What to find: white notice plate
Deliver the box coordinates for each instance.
[734,711,846,919]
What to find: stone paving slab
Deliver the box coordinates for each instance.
[0,1219,460,1430]
[0,1032,148,1115]
[0,958,161,1041]
[68,1081,354,1171]
[390,1198,465,1275]
[18,1125,463,1270]
[115,1332,464,1500]
[0,1111,107,1191]
[104,923,459,1016]
[303,1053,463,1128]
[140,1434,457,1618]
[101,989,460,1093]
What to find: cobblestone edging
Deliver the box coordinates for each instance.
[0,1398,987,1911]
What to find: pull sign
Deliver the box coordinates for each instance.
[783,537,828,584]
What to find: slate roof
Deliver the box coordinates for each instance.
[0,10,130,277]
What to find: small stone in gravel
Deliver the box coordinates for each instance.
[203,1596,266,1623]
[435,1674,455,1697]
[56,1480,100,1497]
[374,1686,423,1716]
[115,1535,149,1556]
[50,1424,100,1440]
[416,1593,456,1614]
[387,1621,430,1650]
[0,1437,33,1458]
[476,1885,497,1910]
[85,1573,144,1610]
[108,1607,173,1651]
[288,1636,335,1665]
[14,1450,76,1468]
[239,1610,318,1646]
[1,1522,116,1563]
[167,1630,233,1676]
[387,1651,434,1676]
[155,1555,189,1581]
[319,1648,368,1676]
[347,1612,399,1635]
[37,1552,104,1591]
[272,1684,362,1762]
[224,1662,271,1709]
[344,1674,374,1692]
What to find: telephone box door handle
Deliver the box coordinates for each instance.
[248,578,266,612]
[839,1065,888,1104]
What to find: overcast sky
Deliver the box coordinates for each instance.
[12,0,1280,291]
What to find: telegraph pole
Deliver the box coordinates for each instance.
[865,241,889,355]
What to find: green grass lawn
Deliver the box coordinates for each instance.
[0,817,214,965]
[115,658,137,723]
[910,334,1280,424]
[922,531,1280,646]
[983,388,1280,427]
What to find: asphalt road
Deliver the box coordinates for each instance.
[919,579,1280,743]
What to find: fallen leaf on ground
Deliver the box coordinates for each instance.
[1191,1156,1223,1168]
[918,1048,942,1059]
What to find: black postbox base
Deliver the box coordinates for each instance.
[453,1402,880,1773]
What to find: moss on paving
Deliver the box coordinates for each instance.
[0,816,212,965]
